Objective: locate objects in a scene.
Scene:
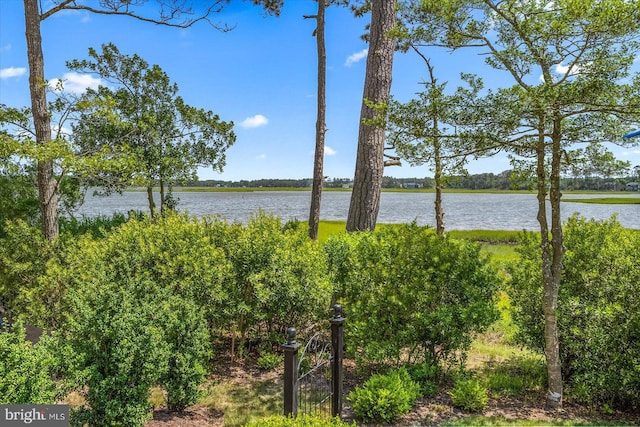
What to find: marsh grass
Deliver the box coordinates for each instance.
[562,197,640,204]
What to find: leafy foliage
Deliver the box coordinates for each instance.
[203,212,332,351]
[325,223,500,368]
[404,362,440,396]
[348,368,421,424]
[448,378,489,412]
[0,175,39,237]
[509,215,640,409]
[66,275,172,427]
[0,220,62,328]
[257,352,282,371]
[48,214,223,423]
[0,321,58,404]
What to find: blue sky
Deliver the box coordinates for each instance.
[1,1,638,181]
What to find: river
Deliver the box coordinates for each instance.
[71,190,640,230]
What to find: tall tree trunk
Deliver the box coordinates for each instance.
[308,0,327,241]
[147,185,156,217]
[427,60,444,235]
[536,114,563,408]
[24,0,59,241]
[545,111,564,407]
[433,140,445,235]
[159,180,166,214]
[346,0,397,232]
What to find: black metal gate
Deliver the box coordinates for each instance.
[282,304,344,418]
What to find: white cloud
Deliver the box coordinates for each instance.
[0,44,11,53]
[52,125,72,138]
[80,14,91,24]
[324,146,336,156]
[240,114,269,128]
[345,49,368,67]
[48,72,102,94]
[0,67,27,79]
[624,150,640,156]
[257,153,267,160]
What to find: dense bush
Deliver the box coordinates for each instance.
[348,368,421,423]
[203,212,332,352]
[246,413,356,426]
[66,275,171,427]
[404,362,440,397]
[48,215,221,424]
[325,224,500,368]
[0,175,39,238]
[449,378,489,412]
[0,321,58,404]
[509,215,640,409]
[0,220,63,329]
[257,352,282,370]
[59,212,140,238]
[159,296,211,412]
[52,213,233,328]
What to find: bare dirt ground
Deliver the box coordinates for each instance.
[145,357,640,427]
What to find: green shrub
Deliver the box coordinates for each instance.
[508,215,640,409]
[0,321,58,404]
[0,220,63,329]
[59,212,138,238]
[257,352,282,371]
[52,213,233,329]
[159,296,211,412]
[405,362,440,396]
[246,413,355,426]
[0,175,39,238]
[54,215,220,424]
[325,224,500,369]
[449,378,489,412]
[203,212,332,352]
[348,368,421,423]
[65,274,172,427]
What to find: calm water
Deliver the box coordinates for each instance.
[72,191,640,230]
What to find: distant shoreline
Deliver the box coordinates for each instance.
[126,187,638,196]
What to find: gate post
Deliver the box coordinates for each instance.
[330,304,345,418]
[282,327,301,416]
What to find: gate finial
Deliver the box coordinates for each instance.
[286,327,297,345]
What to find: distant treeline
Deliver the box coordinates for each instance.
[186,170,639,191]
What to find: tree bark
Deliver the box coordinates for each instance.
[24,0,59,241]
[545,110,564,407]
[160,180,166,214]
[433,140,445,235]
[147,185,156,217]
[308,0,327,241]
[535,114,563,408]
[346,0,397,232]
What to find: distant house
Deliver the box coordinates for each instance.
[404,183,422,189]
[342,182,354,189]
[626,182,639,191]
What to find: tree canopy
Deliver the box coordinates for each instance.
[68,43,236,215]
